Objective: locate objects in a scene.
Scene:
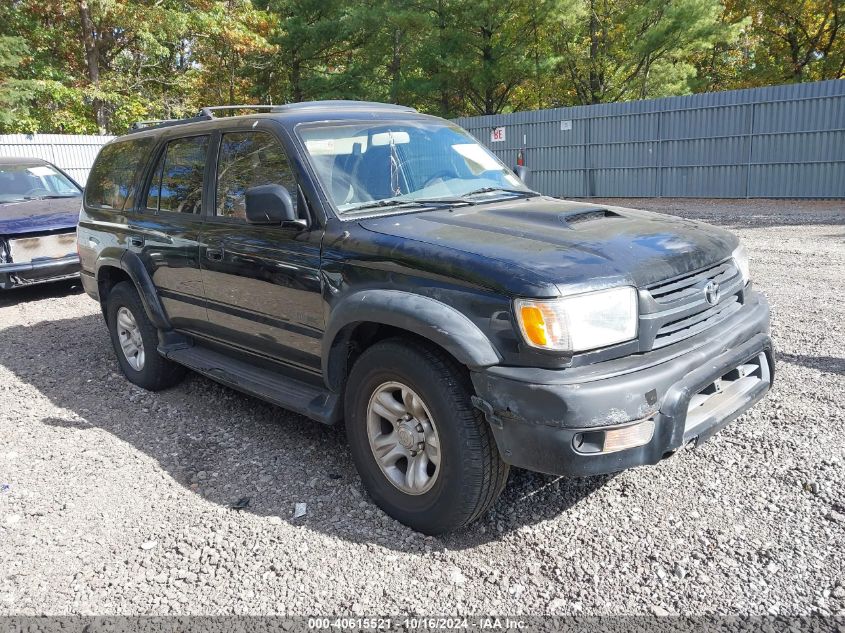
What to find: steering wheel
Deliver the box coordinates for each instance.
[422,169,459,189]
[332,172,373,205]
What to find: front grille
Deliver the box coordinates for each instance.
[639,259,745,351]
[649,260,737,304]
[652,294,741,349]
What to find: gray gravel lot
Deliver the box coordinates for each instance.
[0,199,843,617]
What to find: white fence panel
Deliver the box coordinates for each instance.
[0,134,114,186]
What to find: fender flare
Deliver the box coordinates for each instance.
[95,249,172,331]
[323,289,501,391]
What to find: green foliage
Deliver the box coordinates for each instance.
[0,0,842,134]
[719,0,844,85]
[0,36,38,130]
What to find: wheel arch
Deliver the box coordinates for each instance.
[95,249,171,331]
[323,290,501,392]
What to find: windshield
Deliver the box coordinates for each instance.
[298,120,533,215]
[0,163,81,204]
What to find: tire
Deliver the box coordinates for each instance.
[344,338,509,534]
[105,281,186,391]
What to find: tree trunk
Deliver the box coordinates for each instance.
[229,51,237,105]
[291,58,303,102]
[588,0,601,104]
[389,28,402,103]
[78,0,108,134]
[787,31,802,80]
[481,25,494,114]
[437,0,449,116]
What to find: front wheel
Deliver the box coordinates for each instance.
[344,339,509,534]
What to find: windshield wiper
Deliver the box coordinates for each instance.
[461,187,539,199]
[345,197,470,213]
[21,194,79,200]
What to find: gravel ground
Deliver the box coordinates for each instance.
[1,198,843,617]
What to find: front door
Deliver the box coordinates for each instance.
[198,128,324,378]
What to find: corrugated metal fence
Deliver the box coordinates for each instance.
[0,134,114,186]
[454,79,845,198]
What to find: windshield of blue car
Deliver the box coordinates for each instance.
[0,163,81,204]
[297,120,534,215]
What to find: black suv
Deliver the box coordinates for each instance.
[78,102,774,534]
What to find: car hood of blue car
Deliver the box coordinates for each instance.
[0,196,81,236]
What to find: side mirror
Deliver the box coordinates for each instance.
[514,165,530,184]
[245,184,298,226]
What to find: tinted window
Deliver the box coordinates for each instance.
[215,132,296,220]
[146,135,209,214]
[85,138,154,209]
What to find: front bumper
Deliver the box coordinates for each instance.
[471,289,774,477]
[0,254,80,289]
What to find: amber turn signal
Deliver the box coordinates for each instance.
[519,305,548,346]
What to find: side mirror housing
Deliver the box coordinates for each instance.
[245,184,297,225]
[514,165,530,184]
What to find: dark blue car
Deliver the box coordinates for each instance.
[0,157,82,289]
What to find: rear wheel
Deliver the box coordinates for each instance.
[344,338,509,534]
[105,281,186,391]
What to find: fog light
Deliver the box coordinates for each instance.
[574,419,656,454]
[603,419,655,453]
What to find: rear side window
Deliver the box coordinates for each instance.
[146,135,209,214]
[85,137,154,210]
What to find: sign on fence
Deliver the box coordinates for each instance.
[490,127,506,143]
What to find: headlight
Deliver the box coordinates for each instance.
[515,287,638,353]
[732,244,750,285]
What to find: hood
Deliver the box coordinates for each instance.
[359,197,738,295]
[0,196,82,236]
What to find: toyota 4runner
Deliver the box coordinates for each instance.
[78,102,774,534]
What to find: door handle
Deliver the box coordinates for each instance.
[128,235,144,247]
[206,248,223,262]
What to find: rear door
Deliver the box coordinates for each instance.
[198,124,324,377]
[132,133,211,331]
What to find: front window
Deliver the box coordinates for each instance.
[215,131,297,220]
[0,162,81,204]
[297,120,532,215]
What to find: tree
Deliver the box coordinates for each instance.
[0,36,38,129]
[451,0,537,114]
[0,0,842,133]
[188,0,275,107]
[252,0,366,103]
[723,0,844,84]
[550,0,734,104]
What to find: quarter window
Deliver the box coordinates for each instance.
[146,135,209,214]
[85,137,154,210]
[215,131,297,220]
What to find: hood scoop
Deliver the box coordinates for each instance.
[560,208,621,227]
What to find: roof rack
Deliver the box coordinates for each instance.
[198,105,283,118]
[129,100,418,133]
[272,100,417,113]
[129,115,211,132]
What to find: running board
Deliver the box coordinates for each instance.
[164,345,341,425]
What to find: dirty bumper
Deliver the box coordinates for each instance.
[0,255,80,289]
[471,290,773,477]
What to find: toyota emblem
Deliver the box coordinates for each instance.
[704,280,721,305]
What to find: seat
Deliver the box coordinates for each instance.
[353,145,395,200]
